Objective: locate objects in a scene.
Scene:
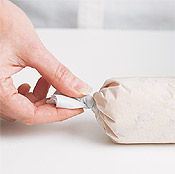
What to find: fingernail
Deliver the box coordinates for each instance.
[80,84,93,95]
[72,79,93,95]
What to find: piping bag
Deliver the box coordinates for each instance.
[47,78,175,144]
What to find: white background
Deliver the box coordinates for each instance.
[0,29,175,174]
[11,0,175,29]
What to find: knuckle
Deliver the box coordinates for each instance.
[55,64,71,82]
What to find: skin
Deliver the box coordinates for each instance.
[0,0,92,125]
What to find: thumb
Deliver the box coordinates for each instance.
[23,44,92,98]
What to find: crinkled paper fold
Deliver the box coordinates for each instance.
[93,78,175,144]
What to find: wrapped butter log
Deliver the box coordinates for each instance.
[47,78,175,144]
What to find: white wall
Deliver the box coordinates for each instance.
[104,0,175,30]
[11,0,175,30]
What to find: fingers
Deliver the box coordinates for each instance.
[23,44,92,98]
[1,77,83,125]
[18,77,50,103]
[33,77,50,100]
[7,93,83,125]
[18,83,31,95]
[28,104,84,124]
[35,98,47,107]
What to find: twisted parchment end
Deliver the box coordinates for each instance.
[47,94,99,115]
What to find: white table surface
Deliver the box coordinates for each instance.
[1,29,175,174]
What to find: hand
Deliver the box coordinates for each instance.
[0,0,92,125]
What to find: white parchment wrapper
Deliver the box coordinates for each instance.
[48,78,175,144]
[93,78,175,144]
